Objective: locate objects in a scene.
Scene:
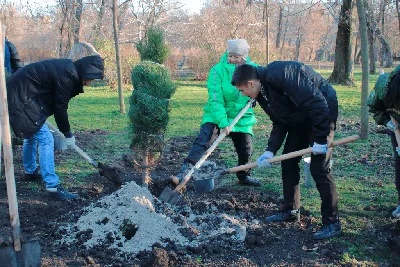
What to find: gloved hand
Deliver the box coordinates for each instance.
[396,147,400,157]
[64,135,76,147]
[386,121,398,132]
[312,142,327,155]
[257,151,274,168]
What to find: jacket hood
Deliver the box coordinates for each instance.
[74,55,104,81]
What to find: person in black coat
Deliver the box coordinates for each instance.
[231,61,340,240]
[7,55,104,200]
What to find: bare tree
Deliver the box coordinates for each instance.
[397,0,400,35]
[356,0,369,140]
[328,0,354,86]
[74,0,83,43]
[112,0,126,114]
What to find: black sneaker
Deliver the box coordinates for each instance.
[313,221,342,240]
[170,162,194,185]
[265,209,300,222]
[24,169,42,182]
[46,185,78,200]
[238,176,261,187]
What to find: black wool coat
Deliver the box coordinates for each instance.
[255,61,338,154]
[7,55,104,139]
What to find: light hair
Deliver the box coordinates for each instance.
[67,42,100,61]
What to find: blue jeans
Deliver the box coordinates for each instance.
[23,124,59,188]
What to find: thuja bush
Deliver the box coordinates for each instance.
[136,27,169,64]
[128,61,176,158]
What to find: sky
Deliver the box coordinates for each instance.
[19,0,204,15]
[180,0,204,14]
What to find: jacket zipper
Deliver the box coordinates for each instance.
[261,85,294,127]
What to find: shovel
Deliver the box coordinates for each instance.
[159,100,254,204]
[217,135,360,176]
[0,24,41,266]
[45,121,122,186]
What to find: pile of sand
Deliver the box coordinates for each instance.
[60,182,188,254]
[60,180,258,256]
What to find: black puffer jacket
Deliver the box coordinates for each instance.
[7,55,104,139]
[255,61,338,154]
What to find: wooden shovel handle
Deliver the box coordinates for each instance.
[0,25,21,251]
[175,100,254,191]
[226,135,359,174]
[45,121,98,167]
[390,116,400,148]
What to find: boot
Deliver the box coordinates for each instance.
[24,168,42,182]
[313,221,342,240]
[238,176,261,187]
[265,209,300,222]
[169,161,194,185]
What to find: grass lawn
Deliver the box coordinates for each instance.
[50,66,399,265]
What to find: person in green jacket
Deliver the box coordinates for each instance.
[368,65,400,217]
[171,39,260,187]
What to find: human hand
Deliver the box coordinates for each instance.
[221,126,231,135]
[257,151,274,168]
[312,142,327,155]
[65,135,76,147]
[386,121,398,132]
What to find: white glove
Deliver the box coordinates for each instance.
[312,142,327,155]
[386,121,397,132]
[65,136,76,147]
[396,147,400,157]
[257,151,274,168]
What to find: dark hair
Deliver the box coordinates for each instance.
[231,64,258,86]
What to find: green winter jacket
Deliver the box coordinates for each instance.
[202,53,257,135]
[368,65,400,126]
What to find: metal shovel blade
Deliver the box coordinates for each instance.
[0,238,41,267]
[158,186,182,205]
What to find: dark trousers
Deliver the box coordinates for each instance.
[390,132,400,203]
[186,122,252,179]
[281,125,338,225]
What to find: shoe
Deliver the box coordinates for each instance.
[313,221,342,240]
[170,162,194,185]
[46,185,78,200]
[24,169,42,182]
[265,209,300,222]
[238,176,261,187]
[392,205,400,218]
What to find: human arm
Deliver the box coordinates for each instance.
[206,66,230,129]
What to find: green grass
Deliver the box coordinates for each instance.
[44,67,400,265]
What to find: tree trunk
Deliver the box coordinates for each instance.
[367,24,376,74]
[356,0,369,140]
[142,153,150,188]
[73,0,83,44]
[328,0,354,86]
[397,0,400,35]
[275,4,283,49]
[112,0,126,114]
[295,24,301,61]
[353,35,359,64]
[379,0,385,66]
[264,0,269,64]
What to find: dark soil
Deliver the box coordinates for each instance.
[0,131,397,266]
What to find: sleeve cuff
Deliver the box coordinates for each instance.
[314,136,327,145]
[63,131,73,138]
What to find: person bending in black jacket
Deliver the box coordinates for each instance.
[231,62,340,240]
[7,55,104,200]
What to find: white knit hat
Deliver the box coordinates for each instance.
[227,39,249,58]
